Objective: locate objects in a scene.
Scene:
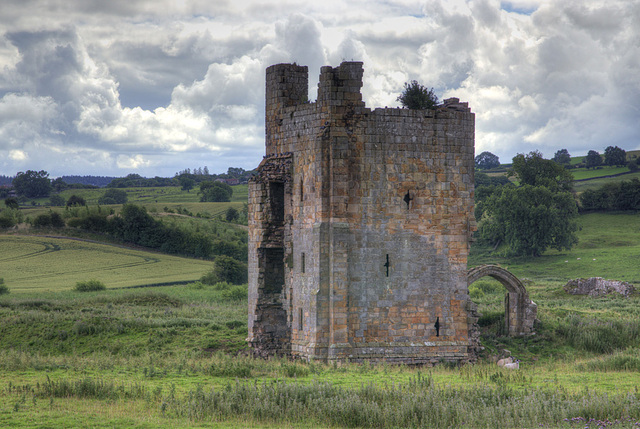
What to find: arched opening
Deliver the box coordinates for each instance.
[469,277,508,337]
[467,265,537,336]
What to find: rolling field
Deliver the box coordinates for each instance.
[23,184,248,219]
[2,187,640,426]
[0,235,213,292]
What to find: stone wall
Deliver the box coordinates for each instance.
[249,61,477,364]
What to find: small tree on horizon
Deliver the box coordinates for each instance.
[475,151,501,170]
[552,149,571,165]
[604,145,626,167]
[397,80,439,110]
[585,150,602,169]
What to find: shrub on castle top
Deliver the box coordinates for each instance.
[397,80,439,110]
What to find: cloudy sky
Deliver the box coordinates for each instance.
[1,0,639,178]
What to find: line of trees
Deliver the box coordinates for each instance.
[580,178,640,212]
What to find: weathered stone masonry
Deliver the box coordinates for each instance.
[249,61,480,363]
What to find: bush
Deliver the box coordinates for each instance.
[98,189,128,205]
[49,194,66,206]
[201,256,248,285]
[4,197,19,209]
[32,211,65,228]
[0,278,9,295]
[67,195,86,207]
[74,279,107,292]
[0,208,22,229]
[199,181,233,202]
[222,285,248,301]
[397,80,438,110]
[225,207,239,222]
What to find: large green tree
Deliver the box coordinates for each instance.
[585,150,602,169]
[604,145,626,166]
[98,188,128,205]
[12,170,52,198]
[397,80,438,110]
[552,149,571,165]
[479,185,579,257]
[199,181,233,202]
[509,150,573,192]
[475,151,500,170]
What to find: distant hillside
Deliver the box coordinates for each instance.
[60,175,118,187]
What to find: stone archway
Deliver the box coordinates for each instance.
[467,265,537,336]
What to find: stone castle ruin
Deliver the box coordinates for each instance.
[248,61,535,364]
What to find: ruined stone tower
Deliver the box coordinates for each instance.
[248,61,478,364]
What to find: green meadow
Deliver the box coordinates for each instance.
[2,184,640,426]
[0,235,213,292]
[23,184,248,220]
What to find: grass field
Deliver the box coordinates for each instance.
[573,171,640,193]
[0,235,213,292]
[3,176,640,427]
[22,185,248,220]
[1,210,640,427]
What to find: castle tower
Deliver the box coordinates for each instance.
[248,62,478,364]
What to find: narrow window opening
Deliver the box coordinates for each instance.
[299,308,304,330]
[384,254,390,277]
[262,248,285,294]
[300,175,304,202]
[434,317,441,337]
[301,252,306,273]
[403,190,413,209]
[269,182,285,223]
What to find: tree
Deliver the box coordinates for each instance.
[509,151,573,192]
[179,176,195,192]
[604,146,626,166]
[4,197,19,209]
[12,170,52,198]
[98,188,128,205]
[199,181,233,202]
[479,185,579,256]
[225,207,239,222]
[397,80,439,110]
[32,211,65,228]
[49,194,66,206]
[585,150,602,169]
[475,151,500,170]
[0,208,22,229]
[552,149,571,165]
[51,178,68,193]
[201,255,248,285]
[66,195,86,207]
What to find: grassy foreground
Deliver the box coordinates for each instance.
[1,212,640,427]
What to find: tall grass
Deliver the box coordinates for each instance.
[160,376,640,428]
[554,314,640,353]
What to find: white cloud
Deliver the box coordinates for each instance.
[9,150,27,161]
[0,0,639,176]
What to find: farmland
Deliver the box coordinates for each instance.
[2,177,640,427]
[1,210,640,427]
[0,235,213,292]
